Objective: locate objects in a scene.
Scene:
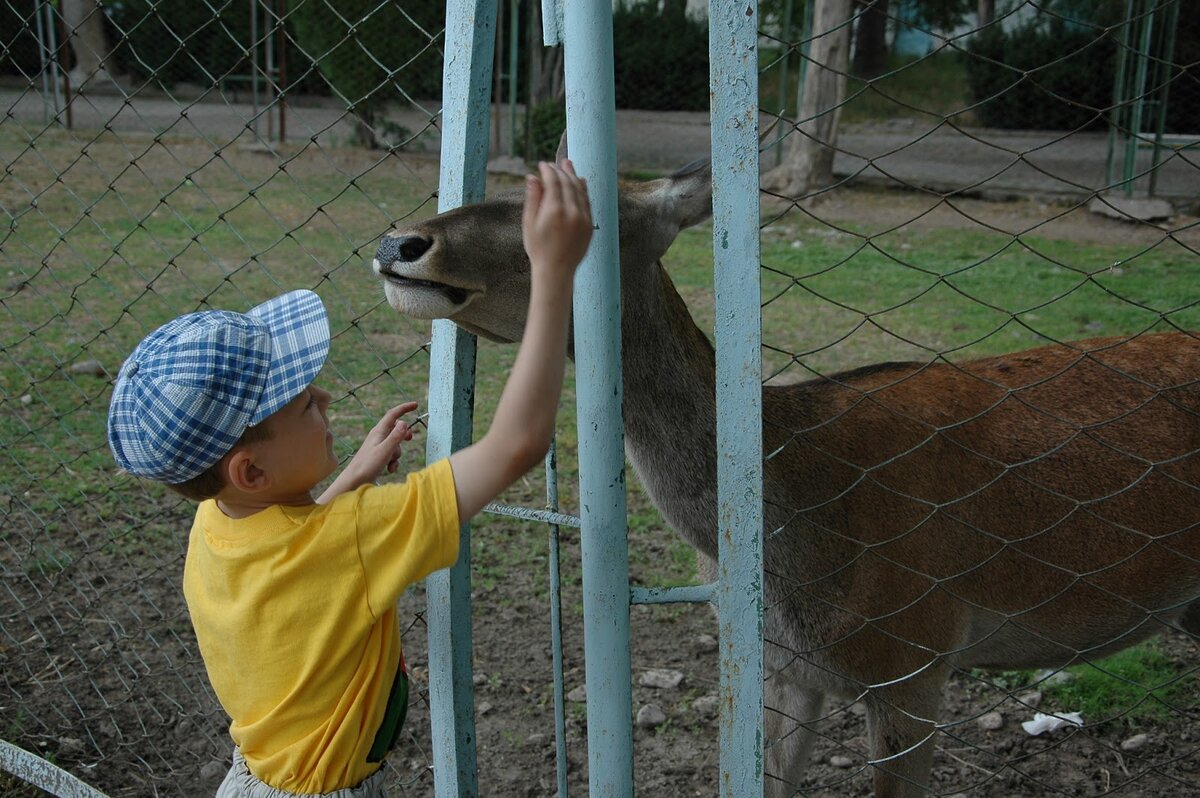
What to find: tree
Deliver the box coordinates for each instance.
[852,0,974,76]
[977,0,995,27]
[526,1,563,105]
[852,0,890,79]
[288,0,443,148]
[763,0,854,196]
[61,0,121,91]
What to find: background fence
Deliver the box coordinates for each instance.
[2,0,1199,796]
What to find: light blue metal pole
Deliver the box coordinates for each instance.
[545,442,571,798]
[426,2,496,795]
[561,1,634,794]
[710,1,765,796]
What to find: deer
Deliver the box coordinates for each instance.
[371,157,1200,797]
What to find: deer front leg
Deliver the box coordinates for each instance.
[763,658,825,798]
[863,670,947,798]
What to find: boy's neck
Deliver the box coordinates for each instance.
[215,490,316,519]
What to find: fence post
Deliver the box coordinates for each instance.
[426,2,497,795]
[562,1,635,795]
[710,1,765,796]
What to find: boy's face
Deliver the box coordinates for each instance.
[249,384,339,496]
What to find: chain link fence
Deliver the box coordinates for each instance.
[2,2,455,796]
[2,0,1199,796]
[753,1,1200,795]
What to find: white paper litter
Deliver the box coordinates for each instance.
[1021,711,1084,736]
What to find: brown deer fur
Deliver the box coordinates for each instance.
[373,160,1200,797]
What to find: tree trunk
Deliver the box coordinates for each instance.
[977,0,995,28]
[61,0,119,91]
[661,0,689,21]
[763,0,854,197]
[852,0,890,79]
[533,45,564,104]
[352,113,377,149]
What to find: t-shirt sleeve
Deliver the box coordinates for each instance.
[350,457,461,617]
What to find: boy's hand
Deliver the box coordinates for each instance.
[522,160,593,281]
[318,402,419,503]
[356,401,420,477]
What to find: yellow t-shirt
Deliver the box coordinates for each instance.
[182,458,460,793]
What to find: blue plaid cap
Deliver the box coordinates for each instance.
[107,289,330,484]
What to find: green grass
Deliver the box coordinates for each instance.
[1048,645,1194,724]
[659,212,1200,386]
[980,642,1196,726]
[3,123,1198,666]
[0,126,456,561]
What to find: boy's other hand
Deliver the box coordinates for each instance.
[522,160,593,281]
[318,402,420,503]
[349,401,419,479]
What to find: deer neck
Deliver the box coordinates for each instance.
[618,260,720,557]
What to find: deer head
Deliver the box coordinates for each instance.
[372,159,714,346]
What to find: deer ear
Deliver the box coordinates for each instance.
[555,130,568,163]
[660,157,713,230]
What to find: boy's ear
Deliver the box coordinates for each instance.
[223,446,269,493]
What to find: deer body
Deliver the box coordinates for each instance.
[374,162,1200,796]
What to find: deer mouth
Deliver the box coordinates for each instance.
[375,262,480,318]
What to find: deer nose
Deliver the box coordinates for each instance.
[376,235,432,265]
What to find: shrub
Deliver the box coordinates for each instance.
[612,1,708,111]
[106,0,257,88]
[964,19,1116,131]
[0,1,44,78]
[287,0,443,108]
[102,0,444,112]
[521,100,566,162]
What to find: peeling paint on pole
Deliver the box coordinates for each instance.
[0,740,110,798]
[711,1,765,796]
[427,2,496,796]
[563,1,634,796]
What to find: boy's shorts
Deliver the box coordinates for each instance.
[215,749,388,798]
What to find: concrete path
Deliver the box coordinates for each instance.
[5,85,1196,205]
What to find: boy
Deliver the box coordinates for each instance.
[106,162,592,797]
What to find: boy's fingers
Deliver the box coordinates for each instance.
[522,173,543,233]
[563,177,589,218]
[555,164,589,219]
[538,161,564,209]
[381,402,416,422]
[372,420,406,450]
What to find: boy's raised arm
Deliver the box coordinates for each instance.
[317,400,419,503]
[448,161,593,522]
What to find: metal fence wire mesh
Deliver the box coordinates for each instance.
[1,1,1198,797]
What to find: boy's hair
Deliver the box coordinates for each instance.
[107,290,329,485]
[166,420,274,501]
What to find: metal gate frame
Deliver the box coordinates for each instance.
[428,2,764,795]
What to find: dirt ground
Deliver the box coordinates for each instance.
[3,133,1199,797]
[5,498,1199,798]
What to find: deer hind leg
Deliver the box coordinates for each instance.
[863,669,948,798]
[1179,600,1200,637]
[763,664,825,798]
